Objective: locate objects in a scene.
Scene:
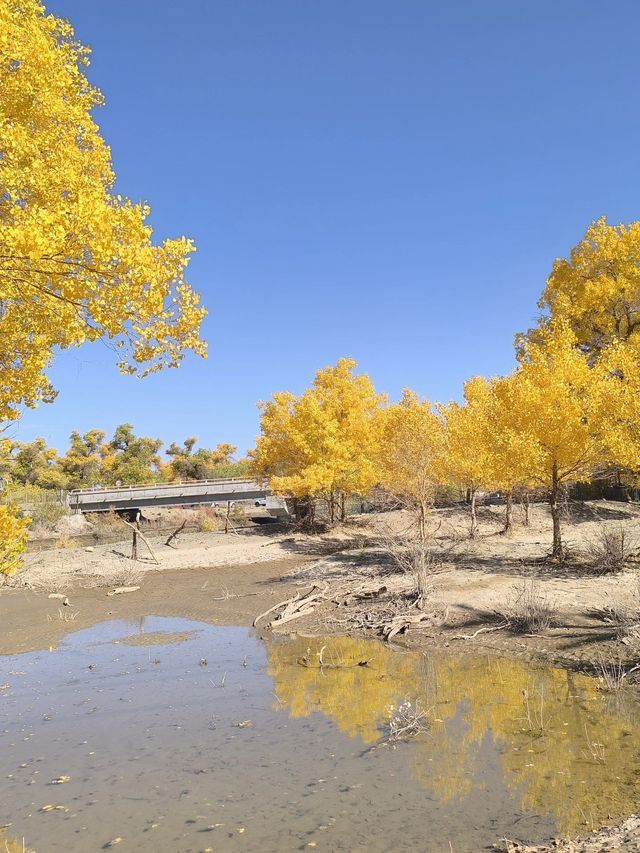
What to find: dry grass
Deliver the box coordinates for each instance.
[108,560,143,587]
[385,699,431,742]
[596,655,628,692]
[54,535,80,550]
[584,524,636,574]
[499,579,557,634]
[28,521,56,540]
[196,508,220,533]
[86,509,123,534]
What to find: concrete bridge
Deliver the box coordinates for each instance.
[68,478,289,518]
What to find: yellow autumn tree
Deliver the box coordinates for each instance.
[374,390,446,540]
[439,380,494,537]
[505,324,610,559]
[0,0,207,423]
[534,218,640,355]
[469,375,539,533]
[1,1,207,571]
[252,358,385,522]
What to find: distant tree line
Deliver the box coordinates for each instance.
[0,425,250,491]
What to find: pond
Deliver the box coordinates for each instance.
[1,617,639,852]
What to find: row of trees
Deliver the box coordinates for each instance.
[253,219,640,561]
[0,426,248,491]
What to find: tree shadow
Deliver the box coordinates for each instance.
[562,501,637,524]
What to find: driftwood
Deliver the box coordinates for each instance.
[451,622,509,640]
[122,518,159,565]
[381,612,435,641]
[253,584,328,629]
[48,593,70,606]
[106,585,141,596]
[164,519,188,548]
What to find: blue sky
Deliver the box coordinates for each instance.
[18,0,640,456]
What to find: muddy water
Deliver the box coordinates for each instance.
[1,619,639,853]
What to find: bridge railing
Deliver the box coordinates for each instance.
[69,477,262,496]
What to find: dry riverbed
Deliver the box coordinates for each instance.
[2,499,640,850]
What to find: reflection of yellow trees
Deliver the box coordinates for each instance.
[266,636,429,743]
[266,636,640,835]
[0,828,35,853]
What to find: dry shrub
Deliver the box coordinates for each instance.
[500,579,557,634]
[595,654,631,692]
[230,502,247,525]
[385,699,431,742]
[109,560,143,587]
[379,528,437,611]
[54,535,79,549]
[596,595,640,645]
[29,520,56,540]
[585,524,635,574]
[28,501,67,530]
[87,509,124,534]
[196,508,220,532]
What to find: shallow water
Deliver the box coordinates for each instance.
[1,617,639,852]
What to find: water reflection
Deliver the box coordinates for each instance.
[0,828,35,853]
[266,635,640,835]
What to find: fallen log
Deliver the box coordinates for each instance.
[48,593,70,606]
[381,612,436,641]
[253,584,328,629]
[107,585,141,596]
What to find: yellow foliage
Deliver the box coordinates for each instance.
[0,504,30,574]
[439,380,493,495]
[253,358,385,517]
[508,324,608,487]
[0,0,206,421]
[539,217,640,353]
[375,390,446,535]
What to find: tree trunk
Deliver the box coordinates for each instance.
[503,490,513,534]
[329,491,335,525]
[131,528,138,560]
[340,492,346,522]
[523,492,530,527]
[418,501,427,542]
[550,464,563,560]
[469,488,478,538]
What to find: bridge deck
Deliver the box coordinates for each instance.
[68,479,277,514]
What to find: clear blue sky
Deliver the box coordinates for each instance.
[18,0,640,456]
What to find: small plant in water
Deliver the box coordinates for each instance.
[520,683,546,736]
[595,653,639,692]
[582,723,606,764]
[385,699,430,743]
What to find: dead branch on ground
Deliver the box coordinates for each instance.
[253,584,329,628]
[164,519,188,548]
